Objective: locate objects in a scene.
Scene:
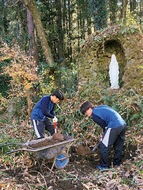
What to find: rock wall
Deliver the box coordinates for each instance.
[77,25,143,95]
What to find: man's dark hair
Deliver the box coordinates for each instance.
[80,101,94,115]
[52,89,64,100]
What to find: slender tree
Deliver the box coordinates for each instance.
[0,0,8,35]
[55,0,65,62]
[22,0,54,66]
[139,0,143,26]
[121,0,128,24]
[27,9,38,63]
[109,0,118,24]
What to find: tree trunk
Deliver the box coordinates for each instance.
[121,0,128,24]
[27,9,38,63]
[67,0,72,61]
[109,0,118,24]
[0,0,8,34]
[139,0,143,26]
[55,0,65,61]
[22,0,54,67]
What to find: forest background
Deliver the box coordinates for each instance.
[0,0,143,189]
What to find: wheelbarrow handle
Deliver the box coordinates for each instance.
[7,148,26,154]
[6,138,76,154]
[0,142,24,148]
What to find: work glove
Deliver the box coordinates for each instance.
[53,116,58,123]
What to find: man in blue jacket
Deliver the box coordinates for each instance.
[31,89,64,139]
[80,101,126,171]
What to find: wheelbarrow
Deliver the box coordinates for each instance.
[2,136,75,175]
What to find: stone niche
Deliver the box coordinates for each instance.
[77,25,143,95]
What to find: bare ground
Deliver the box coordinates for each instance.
[0,122,143,190]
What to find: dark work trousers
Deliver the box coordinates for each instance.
[99,125,126,167]
[31,118,55,139]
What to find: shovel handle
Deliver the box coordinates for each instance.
[92,142,100,152]
[53,122,57,133]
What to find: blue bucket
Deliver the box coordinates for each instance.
[55,153,69,169]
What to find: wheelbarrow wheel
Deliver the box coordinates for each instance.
[55,153,69,169]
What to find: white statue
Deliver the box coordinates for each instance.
[109,54,119,89]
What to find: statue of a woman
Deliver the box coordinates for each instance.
[109,54,119,89]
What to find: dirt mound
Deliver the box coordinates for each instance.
[27,134,72,148]
[52,133,64,141]
[76,144,92,156]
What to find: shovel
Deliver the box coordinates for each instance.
[92,142,100,152]
[87,142,100,155]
